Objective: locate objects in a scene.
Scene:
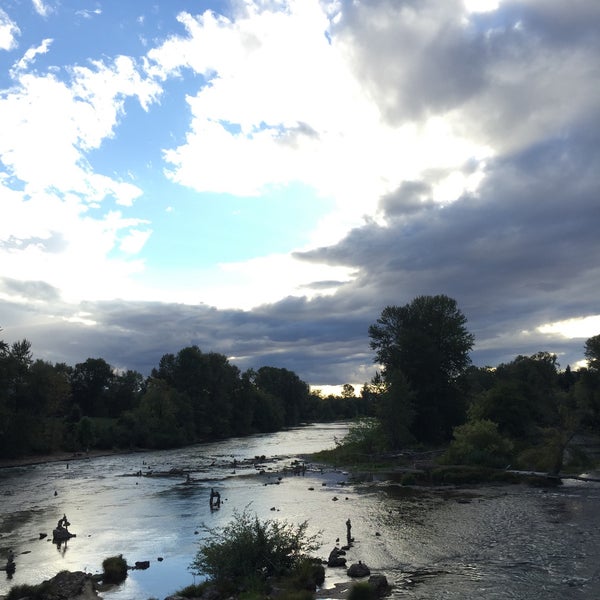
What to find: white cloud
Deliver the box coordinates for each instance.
[31,0,51,18]
[154,0,490,250]
[10,38,52,75]
[0,9,20,51]
[0,51,162,305]
[538,316,600,339]
[464,0,500,13]
[119,228,152,254]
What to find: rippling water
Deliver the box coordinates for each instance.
[1,422,600,600]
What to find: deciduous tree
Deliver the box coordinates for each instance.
[369,295,474,443]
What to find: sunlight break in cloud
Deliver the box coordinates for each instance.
[538,316,600,340]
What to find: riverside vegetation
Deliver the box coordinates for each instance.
[2,294,599,472]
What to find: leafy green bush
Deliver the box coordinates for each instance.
[348,581,377,600]
[286,557,325,591]
[102,554,128,584]
[441,419,513,468]
[313,418,389,465]
[190,509,321,592]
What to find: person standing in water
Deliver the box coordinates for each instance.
[346,518,352,545]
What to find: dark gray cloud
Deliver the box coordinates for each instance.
[333,0,600,152]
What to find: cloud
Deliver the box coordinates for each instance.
[0,9,20,51]
[31,0,52,18]
[10,38,52,75]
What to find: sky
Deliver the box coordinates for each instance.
[1,0,599,394]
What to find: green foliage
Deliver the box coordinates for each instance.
[190,509,321,592]
[343,418,387,454]
[175,583,208,598]
[584,334,600,371]
[102,554,128,584]
[314,418,388,465]
[369,295,474,443]
[441,419,513,468]
[254,366,310,427]
[286,558,325,591]
[376,371,415,450]
[348,581,377,600]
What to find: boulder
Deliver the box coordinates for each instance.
[327,547,347,568]
[134,560,150,570]
[347,561,371,578]
[368,574,390,596]
[38,570,101,599]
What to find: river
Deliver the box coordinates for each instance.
[1,422,600,599]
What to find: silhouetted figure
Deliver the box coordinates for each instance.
[210,488,220,509]
[346,518,352,545]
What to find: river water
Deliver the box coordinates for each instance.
[1,422,600,599]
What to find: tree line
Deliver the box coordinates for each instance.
[0,339,366,459]
[2,296,599,469]
[362,294,600,473]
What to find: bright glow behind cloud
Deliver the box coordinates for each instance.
[538,316,600,339]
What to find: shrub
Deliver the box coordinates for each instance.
[287,558,325,591]
[348,581,377,600]
[441,419,513,468]
[102,554,128,584]
[190,509,321,592]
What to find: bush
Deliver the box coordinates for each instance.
[190,509,321,592]
[287,558,325,591]
[102,554,128,584]
[441,419,513,468]
[348,581,377,600]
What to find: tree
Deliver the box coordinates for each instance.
[369,295,474,443]
[70,358,114,417]
[254,366,310,427]
[341,384,355,399]
[584,334,600,371]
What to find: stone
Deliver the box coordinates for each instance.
[35,570,101,599]
[368,574,390,596]
[347,561,371,578]
[327,547,347,568]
